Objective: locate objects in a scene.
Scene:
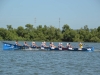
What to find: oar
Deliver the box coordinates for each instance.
[83,44,89,47]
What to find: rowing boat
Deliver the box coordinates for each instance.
[2,42,94,52]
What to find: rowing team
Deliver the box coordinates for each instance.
[15,40,83,49]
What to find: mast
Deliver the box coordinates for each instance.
[59,18,60,29]
[34,18,36,27]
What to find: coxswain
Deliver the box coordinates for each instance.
[79,42,83,49]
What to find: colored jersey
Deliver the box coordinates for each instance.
[79,44,83,48]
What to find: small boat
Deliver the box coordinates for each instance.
[2,42,94,52]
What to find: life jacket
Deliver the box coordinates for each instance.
[32,44,36,48]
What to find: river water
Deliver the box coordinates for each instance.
[0,41,100,75]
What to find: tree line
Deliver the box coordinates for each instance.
[0,24,100,42]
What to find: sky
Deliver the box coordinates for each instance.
[0,0,100,29]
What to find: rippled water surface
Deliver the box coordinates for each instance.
[0,41,100,75]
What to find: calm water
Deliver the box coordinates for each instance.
[0,41,100,75]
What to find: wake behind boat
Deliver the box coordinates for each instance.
[2,42,94,52]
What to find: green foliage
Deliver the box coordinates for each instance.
[90,36,100,42]
[0,36,3,40]
[97,26,100,32]
[0,24,100,42]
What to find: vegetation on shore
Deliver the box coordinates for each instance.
[0,24,100,42]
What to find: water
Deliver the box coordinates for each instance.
[0,41,100,75]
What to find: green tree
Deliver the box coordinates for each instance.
[0,24,100,42]
[0,36,3,40]
[16,26,25,37]
[7,25,13,30]
[0,28,7,40]
[62,24,71,41]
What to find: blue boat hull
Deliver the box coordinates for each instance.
[2,42,94,51]
[3,42,24,50]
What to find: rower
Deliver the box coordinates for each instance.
[50,42,56,49]
[15,40,20,46]
[61,43,64,47]
[41,42,45,49]
[66,43,69,48]
[24,41,27,46]
[58,43,64,50]
[67,43,72,49]
[43,41,48,47]
[79,42,83,49]
[24,41,32,49]
[24,41,29,46]
[31,42,37,48]
[49,42,52,48]
[58,43,64,48]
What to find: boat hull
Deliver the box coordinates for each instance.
[2,42,94,51]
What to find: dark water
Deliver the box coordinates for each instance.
[0,41,100,75]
